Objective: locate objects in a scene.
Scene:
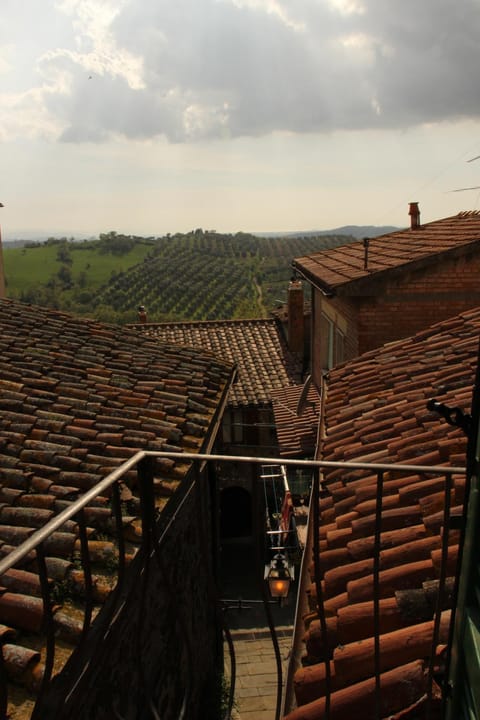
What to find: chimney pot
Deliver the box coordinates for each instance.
[287,279,304,355]
[409,202,420,230]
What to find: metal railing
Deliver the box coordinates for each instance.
[0,451,466,720]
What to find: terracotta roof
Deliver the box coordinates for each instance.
[293,211,480,293]
[0,298,234,706]
[283,306,479,720]
[131,318,302,407]
[271,383,321,457]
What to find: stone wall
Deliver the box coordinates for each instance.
[37,466,222,719]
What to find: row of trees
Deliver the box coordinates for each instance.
[7,230,353,324]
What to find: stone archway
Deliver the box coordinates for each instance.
[220,486,252,539]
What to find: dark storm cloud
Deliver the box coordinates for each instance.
[51,0,480,142]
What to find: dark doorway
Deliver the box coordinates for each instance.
[220,486,252,538]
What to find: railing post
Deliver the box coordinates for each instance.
[373,470,384,720]
[312,465,330,719]
[110,481,126,593]
[30,543,55,720]
[137,455,157,549]
[0,643,7,720]
[253,462,284,720]
[76,509,93,641]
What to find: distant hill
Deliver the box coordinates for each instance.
[3,230,356,324]
[319,225,400,238]
[257,225,400,239]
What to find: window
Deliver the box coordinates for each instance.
[222,409,244,444]
[320,312,346,370]
[335,327,345,365]
[320,313,334,370]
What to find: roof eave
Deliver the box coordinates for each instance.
[296,239,480,298]
[292,260,335,297]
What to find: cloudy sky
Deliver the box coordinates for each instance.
[2,0,480,238]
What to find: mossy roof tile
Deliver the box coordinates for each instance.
[0,297,235,688]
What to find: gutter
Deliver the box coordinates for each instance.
[292,262,335,298]
[293,239,480,299]
[281,374,328,716]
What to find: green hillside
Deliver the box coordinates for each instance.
[3,230,354,323]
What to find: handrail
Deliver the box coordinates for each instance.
[0,449,466,720]
[0,450,464,579]
[145,451,465,475]
[0,451,143,577]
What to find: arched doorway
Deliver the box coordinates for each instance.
[220,486,252,539]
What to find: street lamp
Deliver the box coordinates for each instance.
[266,553,293,599]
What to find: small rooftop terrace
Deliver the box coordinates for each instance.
[0,446,470,720]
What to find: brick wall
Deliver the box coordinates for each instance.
[355,252,480,354]
[38,467,222,719]
[309,250,480,374]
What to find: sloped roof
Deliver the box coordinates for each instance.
[131,318,302,407]
[0,299,233,471]
[293,211,480,294]
[284,306,479,720]
[0,298,234,701]
[271,383,321,458]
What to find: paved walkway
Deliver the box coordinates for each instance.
[224,626,293,720]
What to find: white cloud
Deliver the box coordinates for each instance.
[328,0,366,15]
[0,87,63,141]
[4,0,480,144]
[224,0,306,31]
[54,0,145,89]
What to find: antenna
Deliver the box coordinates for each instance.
[296,375,313,416]
[447,186,480,193]
[449,155,480,192]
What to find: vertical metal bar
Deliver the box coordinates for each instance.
[312,465,330,719]
[0,643,7,720]
[147,459,194,719]
[206,460,232,716]
[76,509,93,638]
[137,455,156,545]
[110,482,126,591]
[444,341,480,717]
[373,470,384,720]
[135,456,156,715]
[30,543,55,720]
[254,462,284,720]
[426,471,452,718]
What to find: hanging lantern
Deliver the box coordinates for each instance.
[266,553,292,599]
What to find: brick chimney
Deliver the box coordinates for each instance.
[0,204,5,298]
[409,202,420,230]
[287,278,304,354]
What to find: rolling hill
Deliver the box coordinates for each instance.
[4,230,355,323]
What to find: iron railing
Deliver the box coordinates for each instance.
[0,451,466,720]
